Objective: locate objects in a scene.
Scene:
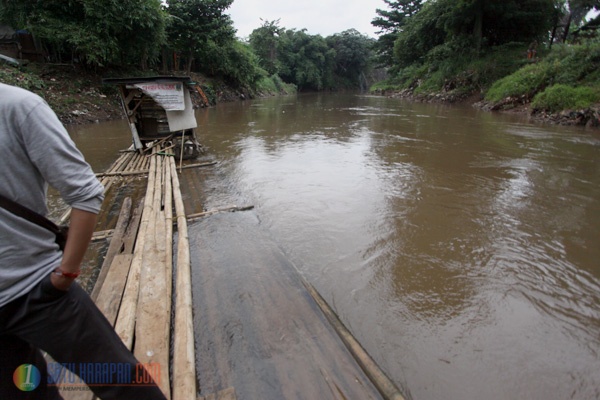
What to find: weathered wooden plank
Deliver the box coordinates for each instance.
[114,151,156,349]
[91,198,132,301]
[134,154,171,398]
[94,254,133,326]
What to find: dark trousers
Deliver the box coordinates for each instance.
[0,273,167,400]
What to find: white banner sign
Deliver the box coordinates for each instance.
[134,82,185,111]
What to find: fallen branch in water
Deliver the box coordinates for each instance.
[186,205,254,221]
[177,161,218,170]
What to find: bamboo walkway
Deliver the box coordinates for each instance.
[59,147,222,400]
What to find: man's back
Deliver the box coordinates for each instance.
[0,83,104,307]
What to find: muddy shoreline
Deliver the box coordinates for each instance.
[382,88,600,129]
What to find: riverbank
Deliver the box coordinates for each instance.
[0,63,268,125]
[3,62,599,129]
[381,87,600,129]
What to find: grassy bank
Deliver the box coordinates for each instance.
[373,40,600,128]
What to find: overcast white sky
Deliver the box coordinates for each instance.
[227,0,385,39]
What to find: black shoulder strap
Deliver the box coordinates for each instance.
[0,193,60,235]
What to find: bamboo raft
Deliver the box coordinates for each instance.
[57,144,404,400]
[59,147,231,400]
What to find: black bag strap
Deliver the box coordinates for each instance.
[0,193,61,235]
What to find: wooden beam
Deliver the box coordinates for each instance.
[170,157,196,400]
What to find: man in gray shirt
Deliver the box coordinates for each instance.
[0,83,166,399]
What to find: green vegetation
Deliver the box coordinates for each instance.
[532,84,600,112]
[0,0,375,94]
[372,0,600,115]
[0,66,45,90]
[2,0,599,118]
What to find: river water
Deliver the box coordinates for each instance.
[68,93,600,400]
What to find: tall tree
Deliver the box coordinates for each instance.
[249,19,284,75]
[167,0,236,73]
[277,29,334,91]
[326,29,375,88]
[371,0,423,67]
[393,0,558,69]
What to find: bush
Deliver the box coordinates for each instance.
[531,84,600,112]
[485,62,556,102]
[0,66,45,91]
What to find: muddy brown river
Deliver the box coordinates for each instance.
[67,93,600,400]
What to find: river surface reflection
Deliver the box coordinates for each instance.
[69,93,600,400]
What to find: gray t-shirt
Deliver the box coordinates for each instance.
[0,83,105,307]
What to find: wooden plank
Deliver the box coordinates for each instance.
[178,161,217,170]
[121,198,144,255]
[91,197,132,301]
[134,154,171,398]
[114,151,156,349]
[186,205,254,221]
[170,157,196,400]
[94,254,133,326]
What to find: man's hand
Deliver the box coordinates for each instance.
[50,272,76,291]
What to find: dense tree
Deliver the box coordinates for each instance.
[277,29,335,91]
[392,0,558,68]
[326,29,376,88]
[166,0,236,73]
[393,0,452,69]
[371,0,423,67]
[442,0,557,49]
[0,0,168,68]
[249,19,284,75]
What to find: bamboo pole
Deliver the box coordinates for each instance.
[164,155,174,306]
[186,205,254,221]
[301,280,406,400]
[114,149,156,349]
[177,161,217,171]
[96,169,150,178]
[170,156,196,400]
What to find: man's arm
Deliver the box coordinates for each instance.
[50,208,97,291]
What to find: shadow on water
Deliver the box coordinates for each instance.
[188,211,383,399]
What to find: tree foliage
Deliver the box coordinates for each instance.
[167,0,235,72]
[371,0,424,67]
[249,19,284,75]
[392,0,558,69]
[249,25,376,91]
[0,0,168,67]
[0,0,376,92]
[326,29,376,87]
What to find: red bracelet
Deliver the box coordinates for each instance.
[53,268,80,278]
